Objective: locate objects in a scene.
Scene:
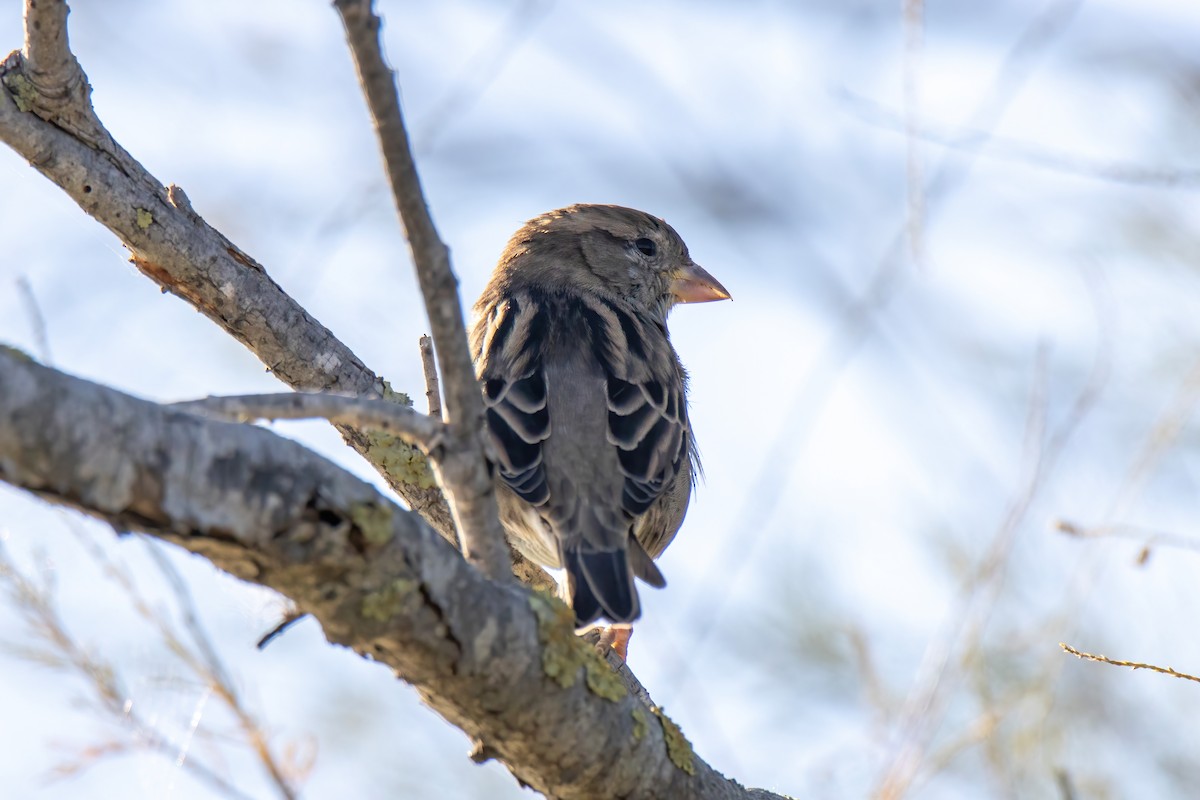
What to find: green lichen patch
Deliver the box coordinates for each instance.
[631,707,649,742]
[361,577,419,622]
[379,379,413,407]
[349,500,394,546]
[135,208,153,229]
[363,382,432,487]
[654,706,696,776]
[529,592,585,688]
[585,654,626,701]
[528,593,627,702]
[4,72,37,112]
[365,429,436,489]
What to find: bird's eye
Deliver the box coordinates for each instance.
[634,238,657,257]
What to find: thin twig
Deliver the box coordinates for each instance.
[60,524,302,799]
[1055,519,1200,557]
[0,543,258,800]
[256,611,310,650]
[142,540,299,799]
[1055,769,1077,800]
[877,310,1110,797]
[334,0,511,582]
[902,0,925,265]
[418,334,442,418]
[678,0,1088,682]
[1107,357,1200,521]
[413,0,554,155]
[1060,643,1200,684]
[16,276,53,364]
[840,89,1200,189]
[172,392,445,452]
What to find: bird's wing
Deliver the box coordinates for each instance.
[583,294,691,548]
[472,293,552,510]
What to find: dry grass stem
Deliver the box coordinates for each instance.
[1060,644,1200,685]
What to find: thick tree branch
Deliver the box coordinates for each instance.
[0,349,788,800]
[334,0,511,583]
[0,8,444,531]
[0,0,551,591]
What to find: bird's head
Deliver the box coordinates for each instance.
[494,204,730,320]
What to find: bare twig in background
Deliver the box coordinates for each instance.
[871,346,1049,798]
[419,334,442,418]
[875,287,1112,799]
[413,0,555,154]
[902,0,925,265]
[15,221,294,794]
[889,266,1112,792]
[334,0,510,583]
[914,710,1003,791]
[1055,519,1200,563]
[12,240,295,797]
[173,392,445,452]
[0,542,261,800]
[673,0,1087,730]
[1055,770,1078,800]
[15,276,53,363]
[1107,356,1200,521]
[141,541,301,799]
[255,610,309,651]
[1060,643,1200,685]
[841,90,1200,189]
[61,523,304,797]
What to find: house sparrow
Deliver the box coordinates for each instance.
[470,204,729,635]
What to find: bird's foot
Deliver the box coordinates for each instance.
[582,623,633,660]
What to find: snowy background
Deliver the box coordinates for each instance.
[2,0,1200,797]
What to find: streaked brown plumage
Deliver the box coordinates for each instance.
[470,204,729,627]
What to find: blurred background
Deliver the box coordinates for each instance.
[2,0,1200,797]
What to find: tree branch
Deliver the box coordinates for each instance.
[5,0,101,145]
[0,6,444,530]
[419,334,443,418]
[0,0,550,591]
[173,392,446,453]
[0,349,788,800]
[334,0,511,583]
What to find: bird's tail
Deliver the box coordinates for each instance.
[563,545,639,627]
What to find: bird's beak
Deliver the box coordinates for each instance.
[670,262,731,304]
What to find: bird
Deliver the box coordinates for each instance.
[470,204,730,646]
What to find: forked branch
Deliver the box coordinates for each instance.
[334,0,511,582]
